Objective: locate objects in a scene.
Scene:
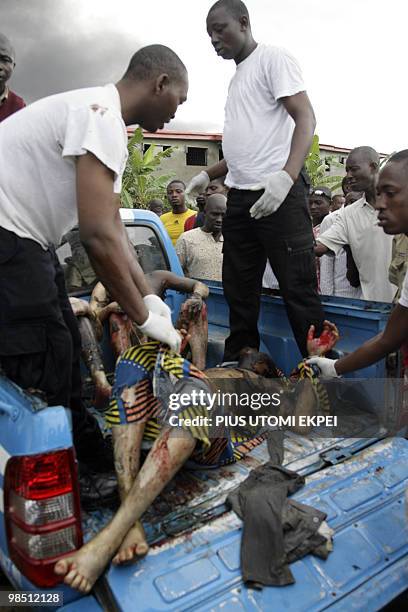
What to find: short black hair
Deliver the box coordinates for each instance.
[348,146,380,166]
[0,33,15,60]
[389,150,408,165]
[167,179,186,190]
[208,0,249,21]
[123,44,187,84]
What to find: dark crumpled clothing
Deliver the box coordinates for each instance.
[227,462,330,587]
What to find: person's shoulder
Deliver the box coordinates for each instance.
[63,84,122,116]
[344,197,366,216]
[160,211,172,222]
[184,227,202,238]
[178,227,202,244]
[9,90,25,107]
[184,208,196,218]
[259,43,299,63]
[320,211,338,232]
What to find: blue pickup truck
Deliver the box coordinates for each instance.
[0,208,407,611]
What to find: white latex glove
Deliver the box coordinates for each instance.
[138,311,181,353]
[185,171,210,196]
[306,357,339,378]
[143,294,172,322]
[249,170,294,219]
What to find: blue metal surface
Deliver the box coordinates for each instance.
[205,281,391,379]
[59,594,102,611]
[104,438,408,611]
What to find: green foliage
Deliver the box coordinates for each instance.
[304,135,344,193]
[121,127,177,208]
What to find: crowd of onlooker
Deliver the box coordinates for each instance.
[157,147,407,308]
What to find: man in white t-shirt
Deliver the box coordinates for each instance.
[186,0,324,360]
[319,191,364,298]
[308,150,408,377]
[0,45,188,468]
[315,146,396,303]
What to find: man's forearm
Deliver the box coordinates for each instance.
[335,332,393,375]
[315,242,330,257]
[206,159,228,181]
[283,110,315,182]
[126,234,153,297]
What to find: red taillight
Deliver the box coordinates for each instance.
[4,449,83,587]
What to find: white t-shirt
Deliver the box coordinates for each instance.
[399,270,408,308]
[317,197,396,303]
[222,44,305,189]
[0,84,128,249]
[319,210,363,299]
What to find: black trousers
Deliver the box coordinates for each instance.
[222,172,325,360]
[0,227,105,464]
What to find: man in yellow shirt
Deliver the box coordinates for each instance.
[161,179,196,245]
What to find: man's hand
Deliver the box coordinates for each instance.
[185,171,210,196]
[143,295,172,322]
[137,312,181,352]
[249,170,294,219]
[306,357,339,378]
[307,320,340,356]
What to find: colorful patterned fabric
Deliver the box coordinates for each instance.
[106,342,266,467]
[290,360,331,415]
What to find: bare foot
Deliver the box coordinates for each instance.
[54,537,114,593]
[112,520,149,565]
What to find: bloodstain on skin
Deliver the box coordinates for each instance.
[151,430,171,478]
[176,302,208,370]
[109,313,133,357]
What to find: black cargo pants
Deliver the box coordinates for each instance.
[222,171,325,360]
[0,227,106,466]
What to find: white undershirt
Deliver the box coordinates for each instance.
[0,84,128,249]
[317,197,396,303]
[222,44,305,189]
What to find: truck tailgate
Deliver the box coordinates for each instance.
[93,437,408,611]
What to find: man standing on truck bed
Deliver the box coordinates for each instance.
[0,44,187,469]
[186,0,325,360]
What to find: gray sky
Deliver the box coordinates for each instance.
[3,0,407,152]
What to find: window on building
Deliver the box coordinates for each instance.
[143,143,151,154]
[186,147,208,166]
[162,145,171,152]
[219,146,224,161]
[339,155,347,165]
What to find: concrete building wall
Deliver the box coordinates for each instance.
[137,131,387,195]
[143,135,221,184]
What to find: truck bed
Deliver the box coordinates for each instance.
[77,436,408,612]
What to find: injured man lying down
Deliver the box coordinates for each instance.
[54,320,340,592]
